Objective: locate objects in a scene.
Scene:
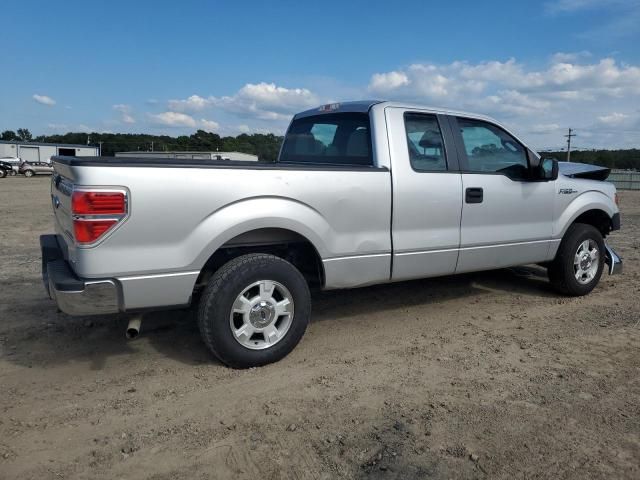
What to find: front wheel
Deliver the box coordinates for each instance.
[23,170,35,177]
[197,253,311,368]
[548,223,605,296]
[0,170,6,178]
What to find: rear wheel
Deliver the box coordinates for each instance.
[197,253,311,368]
[23,170,35,177]
[548,223,605,296]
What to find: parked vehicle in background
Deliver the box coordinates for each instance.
[41,101,622,368]
[20,161,54,177]
[0,156,21,175]
[0,160,14,177]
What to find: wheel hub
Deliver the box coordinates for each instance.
[249,301,275,328]
[574,238,599,285]
[580,253,591,270]
[229,279,295,350]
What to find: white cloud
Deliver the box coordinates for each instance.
[148,111,197,128]
[168,94,213,112]
[113,104,135,124]
[597,112,629,124]
[147,112,222,131]
[367,56,640,149]
[142,56,640,148]
[529,123,562,134]
[551,51,592,63]
[33,94,56,106]
[199,118,220,131]
[168,82,319,122]
[369,71,410,92]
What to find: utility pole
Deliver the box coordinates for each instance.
[564,128,576,162]
[98,141,103,156]
[151,141,154,152]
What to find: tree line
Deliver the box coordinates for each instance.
[2,128,639,169]
[1,129,284,162]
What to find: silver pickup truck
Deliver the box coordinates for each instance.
[41,101,622,367]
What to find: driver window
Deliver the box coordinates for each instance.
[404,113,447,171]
[457,118,528,179]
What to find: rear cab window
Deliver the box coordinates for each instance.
[279,113,373,166]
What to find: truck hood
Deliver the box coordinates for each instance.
[558,161,610,181]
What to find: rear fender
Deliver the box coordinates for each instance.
[189,196,331,270]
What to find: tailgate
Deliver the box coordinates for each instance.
[50,168,75,245]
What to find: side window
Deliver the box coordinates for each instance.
[404,113,447,171]
[457,118,528,179]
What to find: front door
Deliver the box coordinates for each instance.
[451,116,554,273]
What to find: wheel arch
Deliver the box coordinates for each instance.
[572,209,613,237]
[555,191,618,239]
[195,227,326,291]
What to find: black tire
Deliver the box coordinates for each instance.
[548,223,605,296]
[0,170,6,178]
[197,253,311,368]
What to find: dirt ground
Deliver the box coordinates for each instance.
[0,176,638,480]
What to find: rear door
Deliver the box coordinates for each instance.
[386,107,463,281]
[450,116,554,273]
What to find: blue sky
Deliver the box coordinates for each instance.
[1,0,639,149]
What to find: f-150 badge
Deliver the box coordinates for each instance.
[559,188,578,194]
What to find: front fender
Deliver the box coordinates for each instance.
[554,190,618,238]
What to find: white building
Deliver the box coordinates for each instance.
[114,151,259,161]
[0,140,98,163]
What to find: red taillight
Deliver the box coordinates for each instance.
[71,188,127,245]
[73,219,118,243]
[72,191,125,215]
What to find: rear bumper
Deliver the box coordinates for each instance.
[604,243,622,275]
[40,234,121,315]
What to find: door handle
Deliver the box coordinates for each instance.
[465,187,483,204]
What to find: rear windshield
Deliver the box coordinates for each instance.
[279,113,373,166]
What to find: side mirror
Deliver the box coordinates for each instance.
[540,157,559,181]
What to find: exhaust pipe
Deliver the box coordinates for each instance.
[126,315,142,339]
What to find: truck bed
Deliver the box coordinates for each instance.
[52,155,388,171]
[50,155,393,310]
